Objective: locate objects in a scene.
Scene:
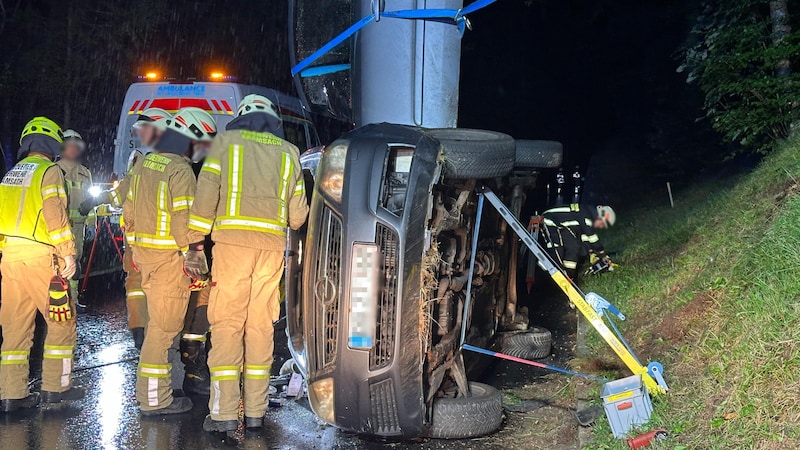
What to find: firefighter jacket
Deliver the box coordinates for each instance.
[542,204,605,256]
[56,158,92,225]
[98,174,131,208]
[122,153,196,252]
[187,130,309,251]
[0,155,75,257]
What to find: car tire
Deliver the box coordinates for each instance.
[429,381,503,439]
[426,128,516,179]
[515,140,563,169]
[498,326,553,360]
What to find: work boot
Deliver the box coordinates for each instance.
[41,387,85,404]
[181,339,210,396]
[131,327,145,351]
[140,396,193,416]
[245,416,264,429]
[203,414,239,432]
[0,393,40,412]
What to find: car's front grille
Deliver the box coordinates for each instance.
[369,379,401,436]
[370,224,398,370]
[315,207,343,370]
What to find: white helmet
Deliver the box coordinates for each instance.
[164,107,218,142]
[237,94,281,123]
[62,129,85,151]
[133,107,172,128]
[596,205,617,227]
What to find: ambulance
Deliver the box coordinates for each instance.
[112,75,320,177]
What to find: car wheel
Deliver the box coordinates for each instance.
[497,326,553,360]
[429,381,503,439]
[515,140,563,169]
[426,128,516,179]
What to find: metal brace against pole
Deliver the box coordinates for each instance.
[473,186,667,395]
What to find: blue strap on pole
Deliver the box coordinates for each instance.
[459,192,485,346]
[463,344,610,383]
[291,0,498,77]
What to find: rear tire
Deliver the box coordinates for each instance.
[498,326,553,360]
[515,140,563,169]
[426,129,515,179]
[429,381,503,439]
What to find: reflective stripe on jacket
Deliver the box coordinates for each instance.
[56,159,92,224]
[542,204,604,255]
[0,155,75,256]
[122,153,196,252]
[188,130,309,251]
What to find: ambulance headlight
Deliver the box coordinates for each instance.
[317,141,348,203]
[88,185,103,197]
[308,377,335,425]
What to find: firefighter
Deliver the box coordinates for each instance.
[0,117,83,411]
[81,108,171,349]
[185,94,308,432]
[178,107,218,397]
[541,204,616,277]
[122,108,216,415]
[57,129,91,305]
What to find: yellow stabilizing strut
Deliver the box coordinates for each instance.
[479,188,666,395]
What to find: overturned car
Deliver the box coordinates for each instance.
[285,124,562,438]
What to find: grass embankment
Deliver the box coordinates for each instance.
[579,135,800,449]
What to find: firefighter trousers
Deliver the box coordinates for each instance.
[0,245,77,399]
[132,247,191,411]
[123,247,148,330]
[207,244,283,421]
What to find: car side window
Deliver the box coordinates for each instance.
[284,121,309,151]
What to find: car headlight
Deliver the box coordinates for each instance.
[308,377,335,425]
[317,141,349,203]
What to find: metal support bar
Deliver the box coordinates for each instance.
[459,193,484,346]
[475,187,667,395]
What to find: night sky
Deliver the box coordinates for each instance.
[0,0,715,206]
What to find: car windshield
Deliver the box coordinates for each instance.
[291,0,353,122]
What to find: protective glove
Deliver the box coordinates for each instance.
[48,275,72,322]
[79,197,99,216]
[62,255,77,279]
[188,274,210,291]
[183,242,209,279]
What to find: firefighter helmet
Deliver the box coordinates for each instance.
[133,107,172,128]
[597,205,617,227]
[166,107,218,142]
[20,117,63,145]
[62,129,86,151]
[237,94,281,123]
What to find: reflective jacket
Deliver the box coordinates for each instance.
[122,153,196,252]
[0,155,75,256]
[56,159,92,225]
[542,204,604,255]
[188,130,308,251]
[98,174,131,208]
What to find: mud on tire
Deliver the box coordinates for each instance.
[497,326,553,360]
[429,381,503,439]
[426,128,516,179]
[515,140,563,169]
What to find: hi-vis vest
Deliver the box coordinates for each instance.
[0,156,72,247]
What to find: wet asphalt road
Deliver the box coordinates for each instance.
[0,274,578,450]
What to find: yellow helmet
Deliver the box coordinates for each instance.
[20,117,63,145]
